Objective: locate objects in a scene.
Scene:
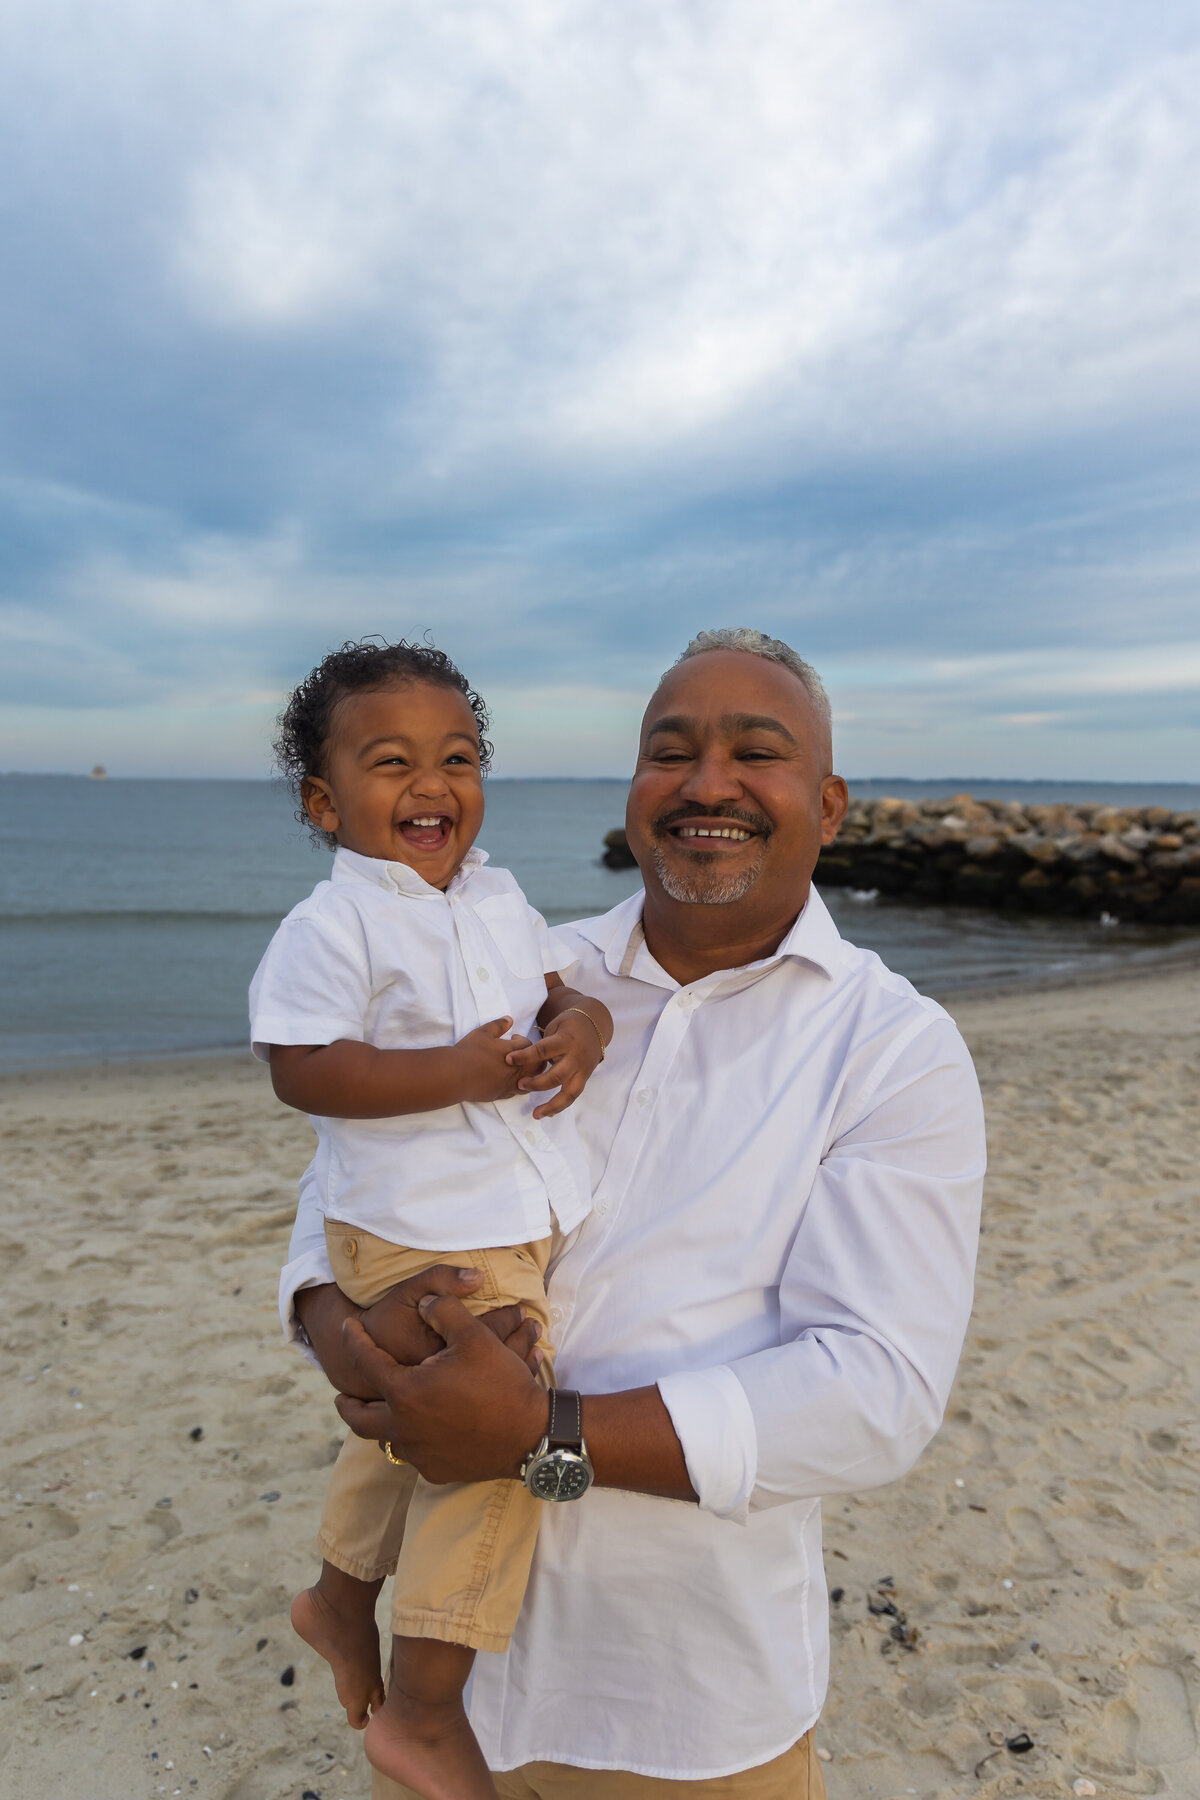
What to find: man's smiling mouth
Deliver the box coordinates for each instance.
[672,824,755,842]
[654,807,772,848]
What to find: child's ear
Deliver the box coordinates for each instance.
[301,775,339,838]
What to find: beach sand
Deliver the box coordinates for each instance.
[0,970,1196,1800]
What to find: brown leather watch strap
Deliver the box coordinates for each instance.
[546,1388,584,1449]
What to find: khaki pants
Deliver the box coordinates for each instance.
[371,1732,827,1799]
[319,1222,555,1652]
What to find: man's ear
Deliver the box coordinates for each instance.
[819,776,849,844]
[301,775,339,838]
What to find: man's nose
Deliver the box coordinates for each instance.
[678,747,742,807]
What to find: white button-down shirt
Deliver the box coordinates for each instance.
[251,847,591,1253]
[280,885,985,1780]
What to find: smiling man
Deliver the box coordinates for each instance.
[284,627,987,1800]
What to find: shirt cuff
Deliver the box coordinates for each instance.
[250,1016,365,1062]
[278,1247,338,1368]
[657,1365,759,1524]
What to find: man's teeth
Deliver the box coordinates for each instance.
[674,825,754,841]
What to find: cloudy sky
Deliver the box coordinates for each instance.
[2,0,1198,779]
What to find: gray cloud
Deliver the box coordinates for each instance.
[0,0,1198,775]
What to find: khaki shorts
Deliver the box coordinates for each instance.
[318,1221,554,1653]
[371,1732,827,1800]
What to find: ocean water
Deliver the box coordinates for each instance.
[1,775,1198,1069]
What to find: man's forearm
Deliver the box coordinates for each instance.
[582,1386,697,1503]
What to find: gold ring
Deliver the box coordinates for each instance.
[381,1441,405,1466]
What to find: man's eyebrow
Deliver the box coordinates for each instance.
[644,712,798,745]
[722,713,797,745]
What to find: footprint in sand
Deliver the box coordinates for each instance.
[1096,1658,1198,1780]
[1004,1503,1064,1577]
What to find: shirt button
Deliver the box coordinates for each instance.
[477,966,490,981]
[636,1087,653,1107]
[595,1199,611,1216]
[550,1306,564,1324]
[524,1128,539,1146]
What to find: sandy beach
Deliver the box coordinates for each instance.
[0,969,1196,1800]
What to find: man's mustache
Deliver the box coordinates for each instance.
[651,804,774,840]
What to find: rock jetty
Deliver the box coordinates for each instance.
[601,798,1200,925]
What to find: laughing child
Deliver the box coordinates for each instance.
[249,639,611,1800]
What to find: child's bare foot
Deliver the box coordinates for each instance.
[364,1637,496,1800]
[290,1561,385,1728]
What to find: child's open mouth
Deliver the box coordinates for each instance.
[396,814,454,851]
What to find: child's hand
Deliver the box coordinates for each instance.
[452,1018,533,1103]
[506,1012,604,1119]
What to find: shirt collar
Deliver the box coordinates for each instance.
[575,883,844,985]
[332,844,490,900]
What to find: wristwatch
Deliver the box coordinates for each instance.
[521,1388,594,1501]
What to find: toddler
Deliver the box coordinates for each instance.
[250,639,611,1800]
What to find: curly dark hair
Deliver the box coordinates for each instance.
[274,636,493,847]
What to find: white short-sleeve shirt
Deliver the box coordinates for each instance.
[249,846,591,1251]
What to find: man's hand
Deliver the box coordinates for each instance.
[451,1018,535,1103]
[337,1296,550,1484]
[295,1268,543,1399]
[505,1012,602,1119]
[361,1270,543,1373]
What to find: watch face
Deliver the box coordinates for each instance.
[527,1450,593,1501]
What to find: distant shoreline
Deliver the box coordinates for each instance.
[4,770,1200,797]
[6,941,1200,1082]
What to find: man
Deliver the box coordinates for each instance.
[283,628,987,1798]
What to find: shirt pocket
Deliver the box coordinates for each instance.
[472,894,547,983]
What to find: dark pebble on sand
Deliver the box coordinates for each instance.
[830,1588,844,1604]
[184,1588,199,1604]
[127,1646,147,1660]
[260,1491,280,1502]
[256,1638,268,1651]
[1006,1733,1034,1754]
[280,1665,295,1686]
[155,1497,172,1509]
[189,1427,204,1442]
[302,1791,322,1798]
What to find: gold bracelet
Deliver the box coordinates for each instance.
[557,1006,608,1062]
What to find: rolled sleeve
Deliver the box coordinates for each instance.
[657,1364,759,1524]
[728,1013,986,1510]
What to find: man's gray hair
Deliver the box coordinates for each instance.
[670,628,831,731]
